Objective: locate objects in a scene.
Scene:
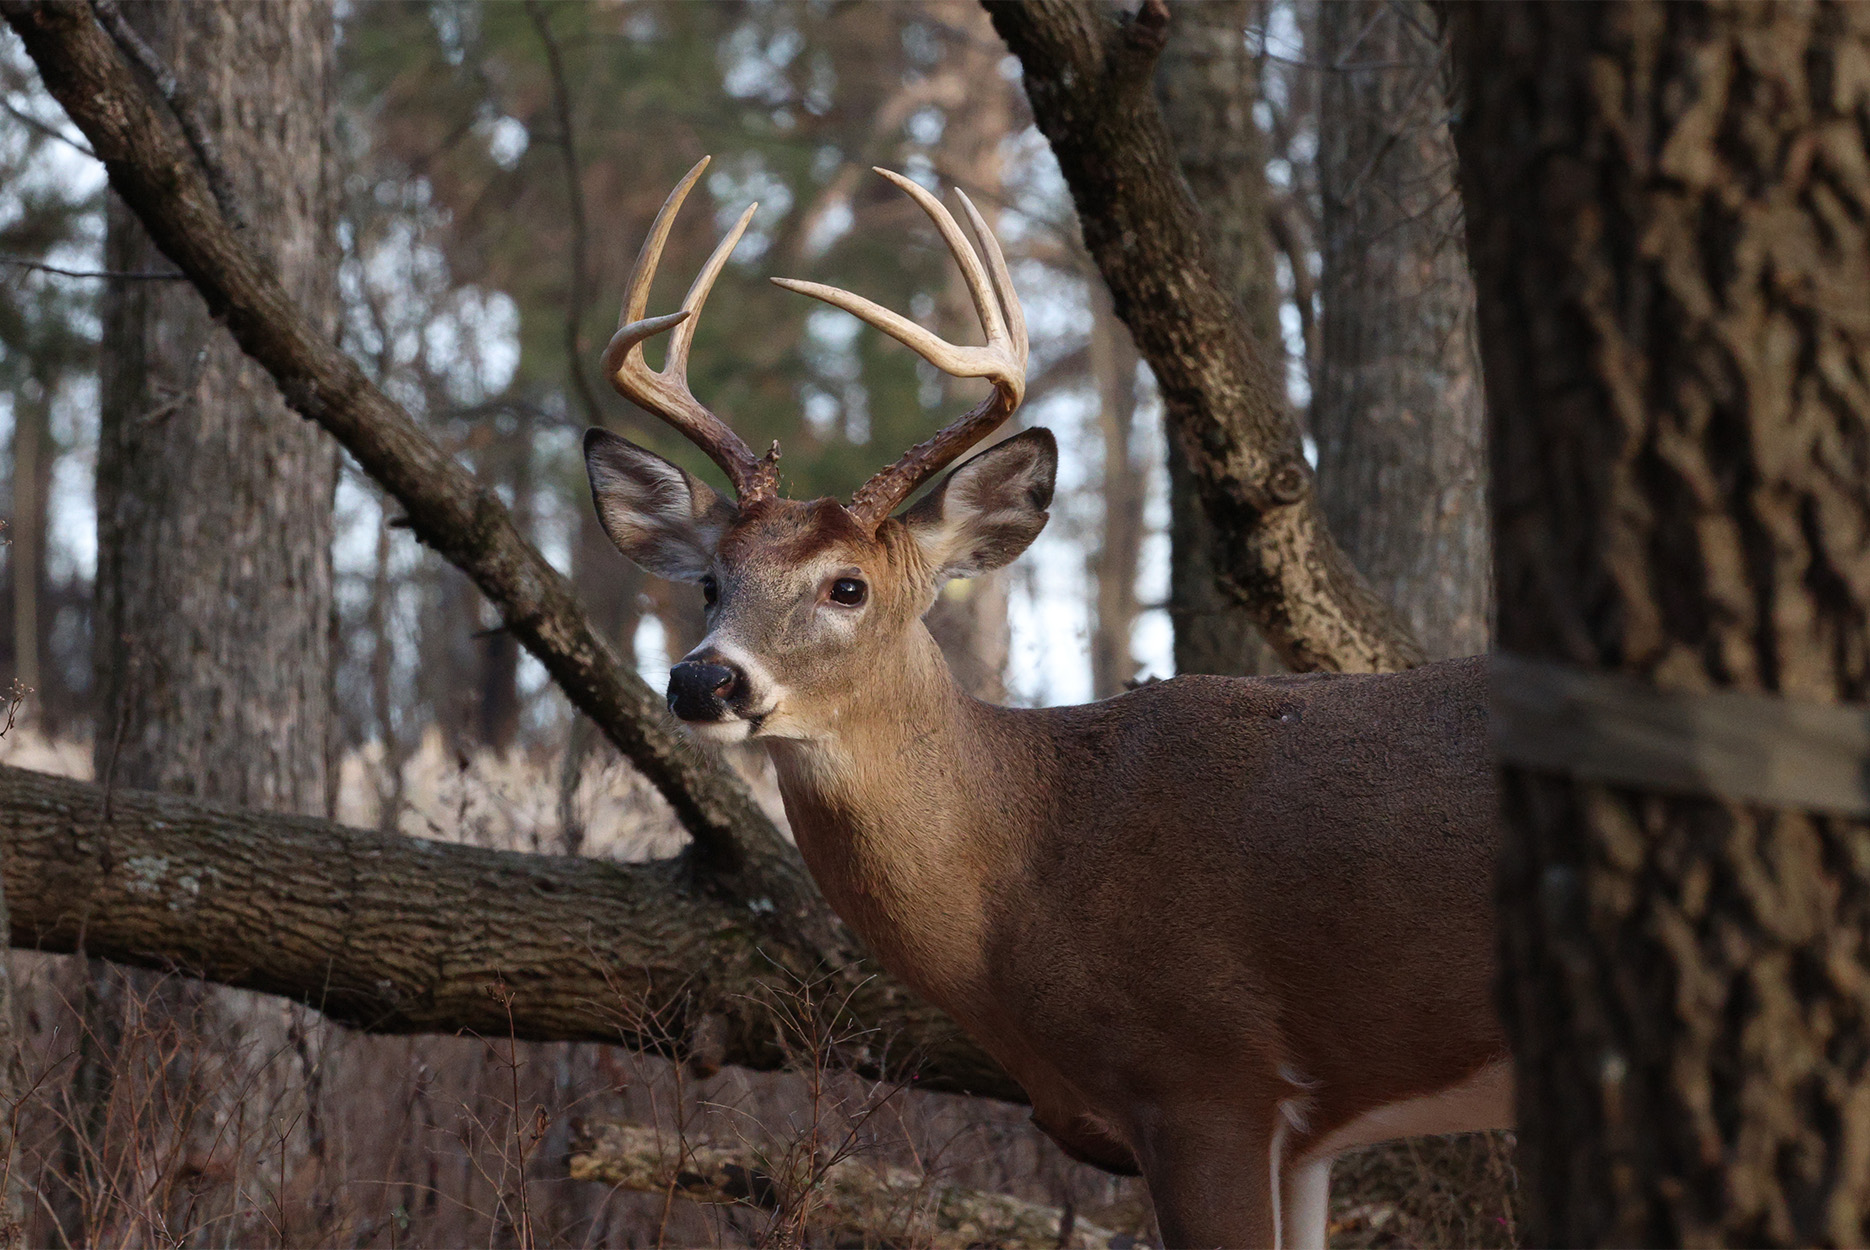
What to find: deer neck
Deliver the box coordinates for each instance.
[764,624,1027,1007]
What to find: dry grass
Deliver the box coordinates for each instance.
[1,727,1513,1248]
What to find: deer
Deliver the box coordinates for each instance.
[583,156,1509,1249]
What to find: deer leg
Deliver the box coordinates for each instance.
[1280,1152,1332,1250]
[1135,1106,1281,1249]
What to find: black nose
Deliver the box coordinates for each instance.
[667,658,741,722]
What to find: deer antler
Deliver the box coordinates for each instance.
[602,156,779,503]
[773,168,1028,529]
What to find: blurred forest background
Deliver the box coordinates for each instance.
[0,0,1498,1245]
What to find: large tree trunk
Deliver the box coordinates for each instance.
[80,3,339,1239]
[989,0,1423,674]
[1452,2,1870,1243]
[1315,0,1488,662]
[1153,0,1286,677]
[94,0,337,813]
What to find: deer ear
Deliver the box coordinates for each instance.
[901,428,1056,582]
[584,428,737,582]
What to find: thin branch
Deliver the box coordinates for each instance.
[524,0,605,428]
[0,93,92,156]
[0,255,183,281]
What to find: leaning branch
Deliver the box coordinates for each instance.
[984,0,1424,673]
[0,0,811,918]
[0,763,1020,1102]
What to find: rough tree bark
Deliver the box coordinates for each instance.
[987,0,1423,673]
[0,762,1014,1101]
[1451,2,1870,1243]
[94,0,336,816]
[1315,0,1488,662]
[0,0,813,927]
[1152,0,1286,677]
[75,6,340,1237]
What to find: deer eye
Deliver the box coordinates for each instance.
[828,577,867,607]
[701,576,719,607]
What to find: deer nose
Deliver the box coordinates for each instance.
[667,658,741,722]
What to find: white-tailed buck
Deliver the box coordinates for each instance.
[585,157,1508,1249]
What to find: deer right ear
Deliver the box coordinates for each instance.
[900,428,1057,583]
[584,428,737,582]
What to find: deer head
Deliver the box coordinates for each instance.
[585,157,1050,742]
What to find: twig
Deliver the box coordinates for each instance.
[0,256,184,281]
[0,94,92,156]
[87,0,245,229]
[524,0,605,428]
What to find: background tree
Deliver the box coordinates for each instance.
[1154,0,1286,677]
[66,0,339,1238]
[1314,0,1486,661]
[1453,1,1870,1243]
[0,40,95,734]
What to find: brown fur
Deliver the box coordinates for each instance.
[588,443,1506,1248]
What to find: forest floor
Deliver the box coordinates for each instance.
[1,726,1519,1248]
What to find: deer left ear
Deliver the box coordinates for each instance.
[584,428,738,582]
[900,428,1056,582]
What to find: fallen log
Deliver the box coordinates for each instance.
[567,1118,1132,1249]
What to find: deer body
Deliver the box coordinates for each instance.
[773,638,1506,1245]
[586,159,1509,1247]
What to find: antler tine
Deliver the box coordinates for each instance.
[770,168,1028,528]
[601,156,778,502]
[953,187,1027,369]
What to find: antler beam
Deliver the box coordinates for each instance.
[773,169,1029,528]
[603,157,779,503]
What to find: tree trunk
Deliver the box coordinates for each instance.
[93,0,337,814]
[5,387,47,708]
[1087,283,1144,699]
[0,761,1017,1102]
[1451,2,1870,1243]
[987,0,1424,674]
[1153,0,1286,677]
[1315,0,1488,662]
[78,3,339,1239]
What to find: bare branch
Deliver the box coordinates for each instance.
[0,761,1018,1100]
